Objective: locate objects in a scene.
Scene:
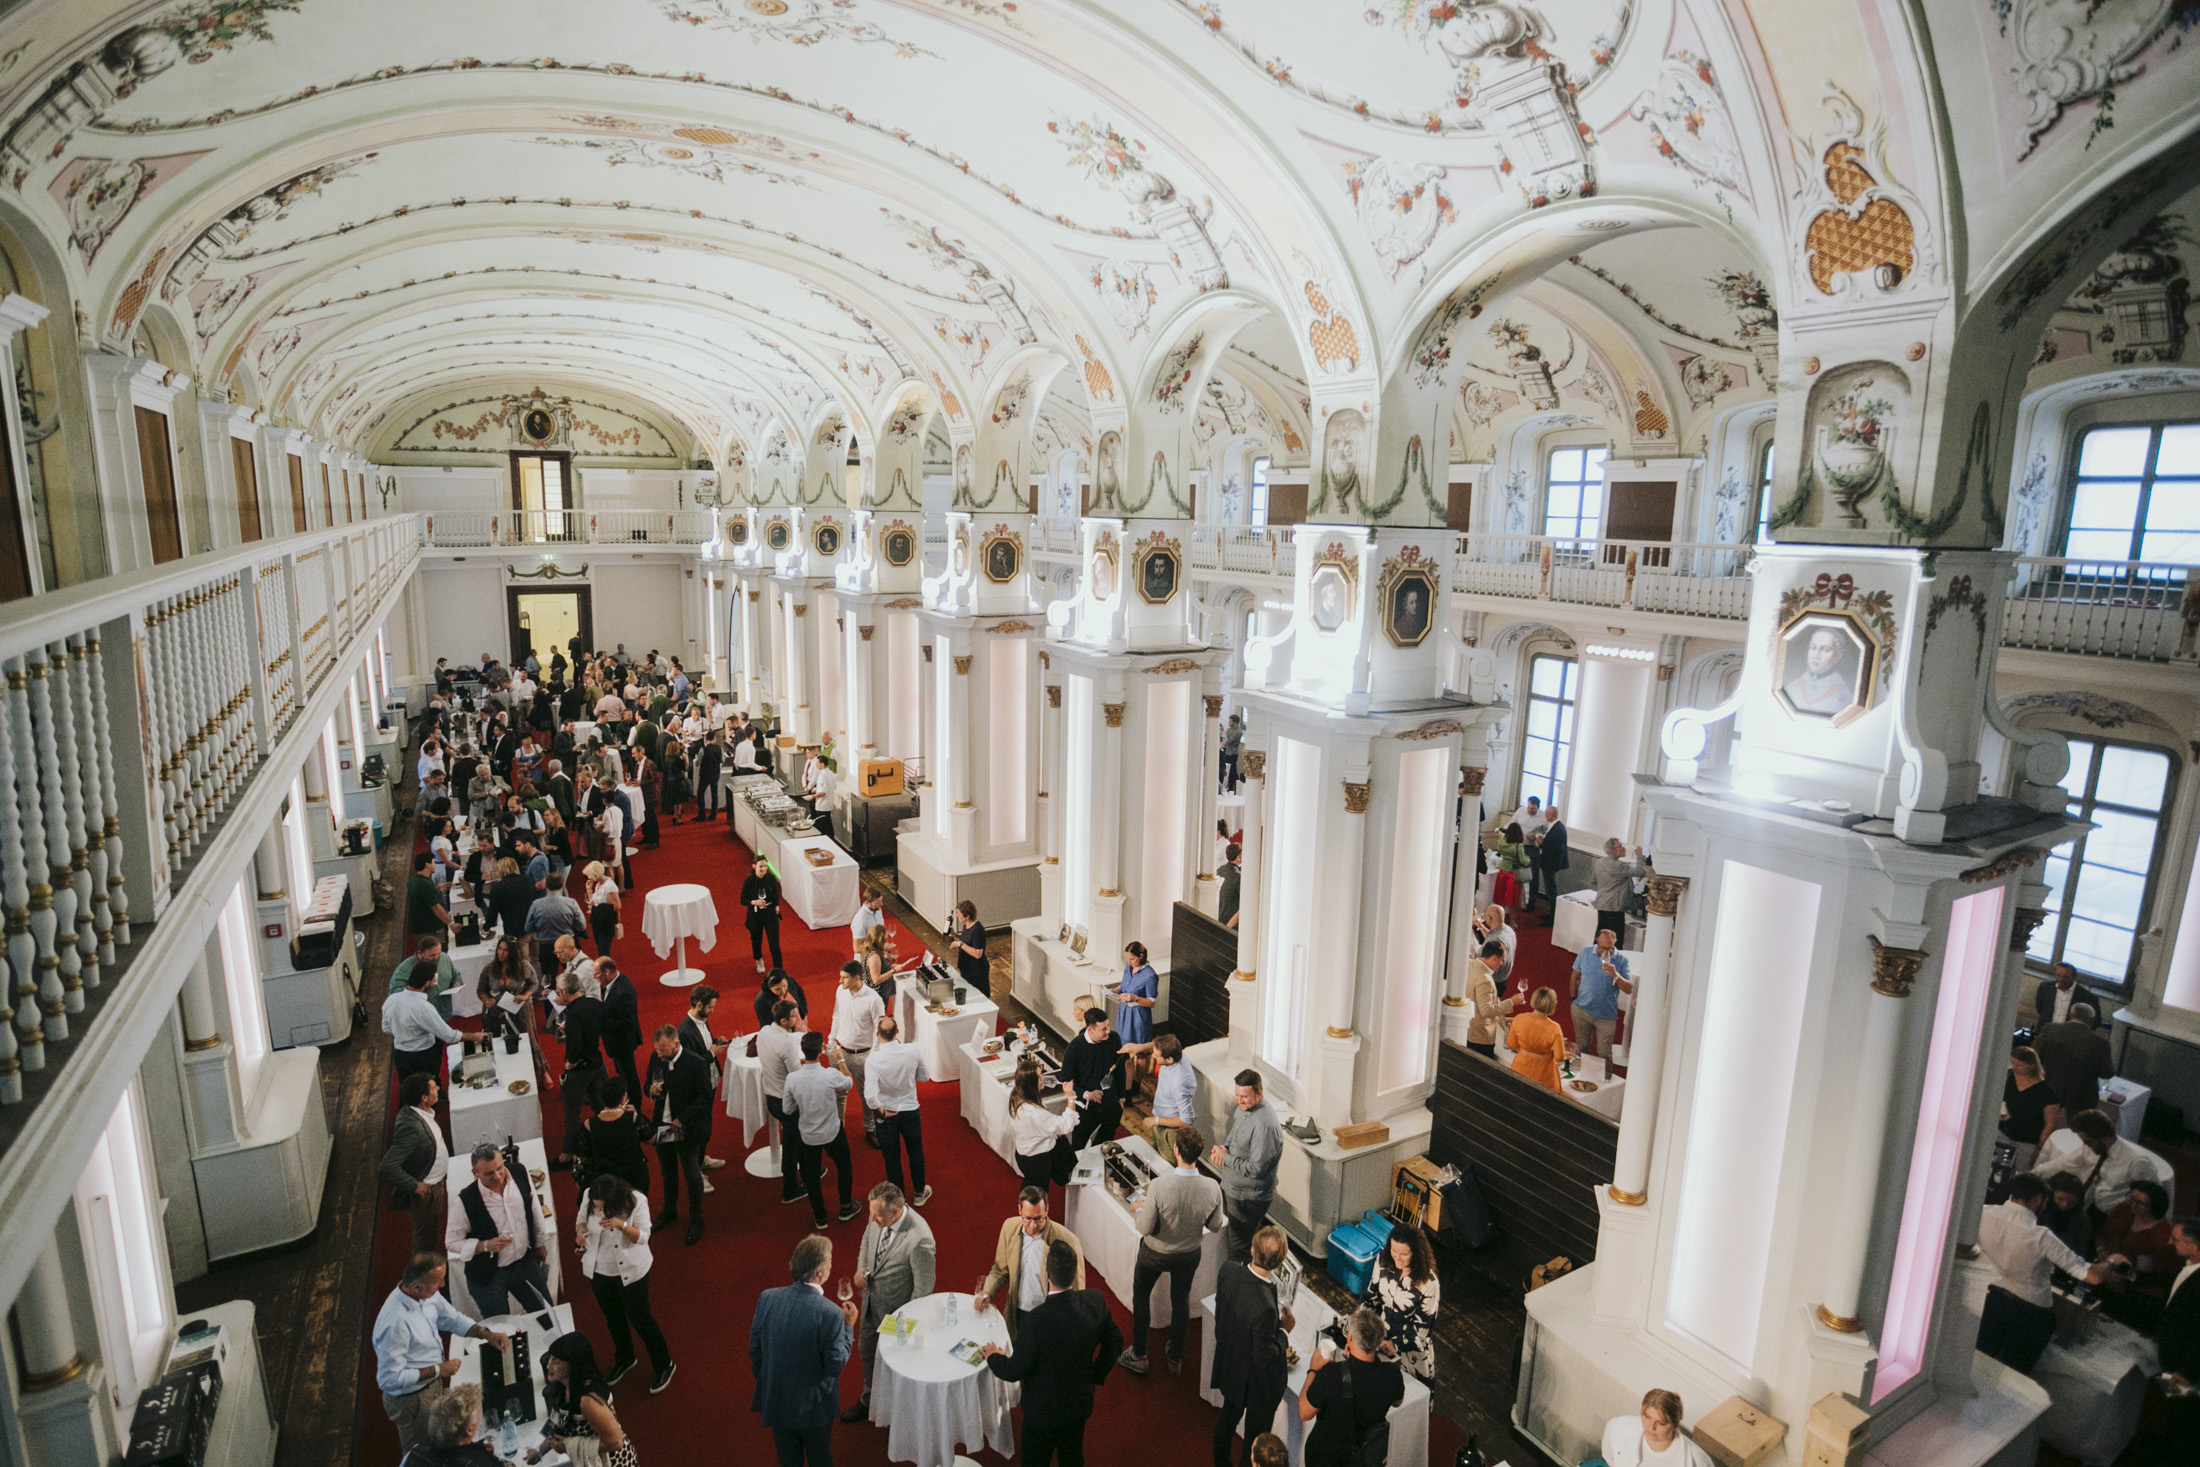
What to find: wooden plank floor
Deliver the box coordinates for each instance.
[173,775,418,1467]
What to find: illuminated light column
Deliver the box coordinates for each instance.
[1089,698,1127,963]
[1195,693,1223,904]
[1441,765,1488,1040]
[1955,896,2053,1255]
[1817,935,1926,1333]
[1316,773,1371,1128]
[1609,873,1690,1203]
[1038,678,1062,923]
[1228,747,1267,1064]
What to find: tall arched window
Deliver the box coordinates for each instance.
[1517,653,1578,809]
[2028,735,2176,989]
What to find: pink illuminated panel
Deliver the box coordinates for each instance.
[1874,886,2005,1400]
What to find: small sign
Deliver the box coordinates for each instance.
[263,924,283,940]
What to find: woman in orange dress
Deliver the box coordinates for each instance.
[1508,986,1573,1093]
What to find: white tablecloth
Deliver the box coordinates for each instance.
[722,1041,769,1147]
[896,975,999,1079]
[1551,890,1598,953]
[446,943,496,1017]
[448,1302,575,1461]
[1563,1071,1626,1121]
[2100,1077,2151,1142]
[956,1040,1070,1170]
[446,1138,566,1320]
[446,1040,545,1153]
[1062,1132,1226,1330]
[868,1292,1015,1467]
[2033,1317,2158,1467]
[779,836,861,928]
[642,882,719,956]
[1198,1288,1430,1467]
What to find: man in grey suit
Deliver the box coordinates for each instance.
[377,1072,450,1254]
[840,1181,937,1424]
[750,1234,859,1467]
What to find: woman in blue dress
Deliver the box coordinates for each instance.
[1118,941,1159,1095]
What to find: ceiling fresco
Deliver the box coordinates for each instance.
[0,0,2185,485]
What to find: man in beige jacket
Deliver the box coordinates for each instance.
[973,1185,1085,1341]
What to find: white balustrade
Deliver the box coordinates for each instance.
[2002,558,2196,662]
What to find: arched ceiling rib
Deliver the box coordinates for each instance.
[9,0,2176,468]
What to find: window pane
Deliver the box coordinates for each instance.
[1550,449,1581,480]
[1561,662,1581,698]
[1530,657,1566,696]
[2138,528,2200,563]
[2062,918,2133,976]
[2061,741,2096,800]
[1523,739,1555,776]
[1557,705,1576,745]
[1526,701,1559,740]
[2064,530,2137,561]
[2069,861,2144,924]
[2095,746,2169,811]
[2068,480,2142,530]
[1583,449,1608,477]
[1547,483,1580,519]
[2077,426,2152,477]
[2142,481,2200,532]
[2085,809,2159,873]
[2155,424,2200,475]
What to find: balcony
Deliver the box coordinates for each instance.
[424,509,716,549]
[2003,557,2196,663]
[0,515,420,1233]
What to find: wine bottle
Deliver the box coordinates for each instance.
[1457,1434,1485,1467]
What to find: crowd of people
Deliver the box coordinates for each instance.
[373,659,1748,1467]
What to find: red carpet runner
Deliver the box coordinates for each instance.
[359,812,1472,1465]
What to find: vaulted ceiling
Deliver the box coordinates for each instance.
[0,0,2191,473]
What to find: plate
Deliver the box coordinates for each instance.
[530,1170,546,1186]
[509,1080,532,1095]
[1567,1079,1598,1093]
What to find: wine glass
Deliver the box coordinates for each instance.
[838,1277,855,1306]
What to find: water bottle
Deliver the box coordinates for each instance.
[498,1405,521,1457]
[947,1293,959,1329]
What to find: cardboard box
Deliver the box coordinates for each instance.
[1800,1394,1869,1467]
[1333,1120,1390,1150]
[860,758,905,797]
[1695,1396,1785,1467]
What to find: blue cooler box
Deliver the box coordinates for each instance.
[1324,1208,1395,1295]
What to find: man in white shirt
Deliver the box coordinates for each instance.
[1978,1174,2109,1371]
[444,1142,554,1320]
[1473,903,1517,991]
[551,934,599,998]
[759,1000,809,1206]
[1506,795,1542,836]
[372,1255,509,1453]
[803,752,838,840]
[384,963,463,1082]
[864,1016,932,1207]
[2039,1108,2160,1217]
[830,963,886,1147]
[378,1073,452,1254]
[850,890,888,952]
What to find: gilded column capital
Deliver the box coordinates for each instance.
[953,655,972,675]
[746,590,759,602]
[1459,766,1486,795]
[1867,934,1927,998]
[1643,874,1690,919]
[793,603,809,618]
[1102,702,1125,728]
[920,644,933,663]
[857,624,874,641]
[1045,685,1061,709]
[1342,781,1370,815]
[1203,694,1224,720]
[2010,906,2051,953]
[1239,749,1265,780]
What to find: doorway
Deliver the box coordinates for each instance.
[507,586,593,670]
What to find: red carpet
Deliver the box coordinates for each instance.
[359,813,1471,1465]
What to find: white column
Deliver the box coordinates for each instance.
[850,614,876,757]
[1037,671,1062,924]
[1440,780,1482,1042]
[13,1233,86,1385]
[943,643,976,866]
[1817,936,1925,1332]
[180,950,223,1051]
[1316,770,1370,1128]
[917,640,936,799]
[1229,746,1267,1065]
[1610,874,1689,1202]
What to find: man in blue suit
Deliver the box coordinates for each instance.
[751,1234,858,1467]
